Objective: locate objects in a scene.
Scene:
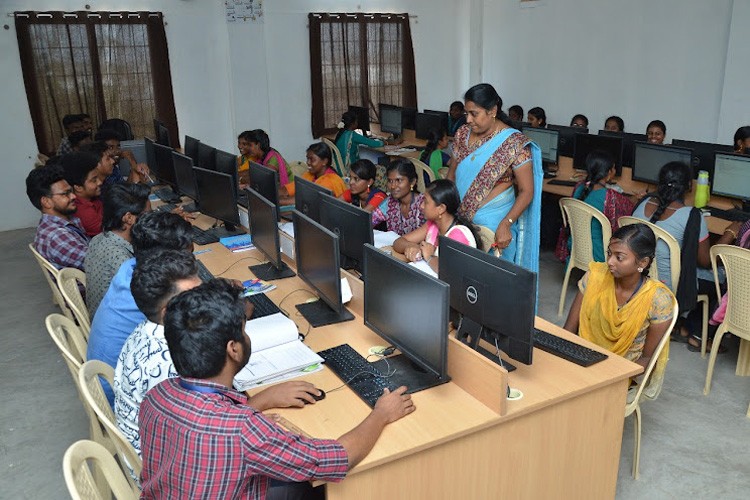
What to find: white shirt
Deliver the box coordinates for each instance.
[114,320,178,455]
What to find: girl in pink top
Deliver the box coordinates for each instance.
[393,179,481,273]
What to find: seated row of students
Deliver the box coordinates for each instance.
[237,129,291,188]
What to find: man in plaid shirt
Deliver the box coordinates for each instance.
[26,164,89,270]
[140,279,416,500]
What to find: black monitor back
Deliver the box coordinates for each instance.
[249,162,279,208]
[184,136,200,165]
[171,151,199,202]
[548,124,589,157]
[574,133,624,176]
[197,143,217,170]
[154,119,171,147]
[215,149,240,195]
[671,139,735,179]
[319,193,373,272]
[295,177,331,223]
[152,143,177,186]
[402,107,418,130]
[192,166,240,226]
[348,105,370,134]
[144,137,157,172]
[245,187,282,269]
[598,130,646,167]
[415,112,447,139]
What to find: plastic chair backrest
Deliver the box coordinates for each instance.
[79,360,143,490]
[321,137,346,177]
[287,160,308,180]
[99,119,134,141]
[618,216,681,292]
[63,439,139,500]
[407,157,436,193]
[58,268,90,339]
[28,243,71,317]
[711,245,750,341]
[560,197,612,269]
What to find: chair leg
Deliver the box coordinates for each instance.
[632,405,642,480]
[698,295,709,358]
[558,262,574,317]
[703,324,728,395]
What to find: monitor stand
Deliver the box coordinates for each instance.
[372,354,449,394]
[295,299,354,328]
[210,224,245,239]
[249,262,295,281]
[182,201,199,213]
[455,317,517,372]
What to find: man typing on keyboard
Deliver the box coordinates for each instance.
[140,279,415,500]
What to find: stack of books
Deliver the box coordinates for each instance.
[220,234,254,253]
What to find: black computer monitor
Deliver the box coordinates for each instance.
[402,107,417,130]
[319,193,374,273]
[362,244,451,392]
[153,119,171,147]
[171,151,199,212]
[598,130,647,167]
[144,137,157,172]
[379,106,403,137]
[574,133,624,176]
[712,153,750,204]
[415,112,447,139]
[547,124,588,157]
[197,142,217,170]
[671,139,735,179]
[295,177,331,223]
[192,167,241,230]
[348,105,370,135]
[215,149,241,197]
[249,162,280,209]
[184,135,200,165]
[439,237,537,370]
[244,188,295,280]
[522,126,559,165]
[423,109,450,134]
[293,211,354,327]
[151,143,177,187]
[631,142,693,184]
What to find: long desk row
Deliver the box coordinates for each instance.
[184,208,641,499]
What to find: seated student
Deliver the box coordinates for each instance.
[87,211,193,404]
[393,179,480,273]
[115,250,331,458]
[93,129,149,184]
[419,128,451,179]
[80,113,94,133]
[339,159,386,213]
[26,165,89,270]
[570,114,589,128]
[732,125,750,153]
[280,142,346,203]
[527,107,547,128]
[564,224,675,395]
[371,158,426,235]
[139,278,415,499]
[60,152,104,238]
[56,114,86,156]
[508,105,524,123]
[245,129,291,185]
[448,101,467,136]
[646,120,667,144]
[84,182,151,318]
[237,130,259,188]
[68,130,93,151]
[557,150,634,263]
[334,110,384,174]
[604,115,625,132]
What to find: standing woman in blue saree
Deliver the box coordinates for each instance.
[447,83,543,273]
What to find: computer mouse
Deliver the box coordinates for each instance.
[303,389,326,404]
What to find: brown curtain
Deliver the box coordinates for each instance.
[15,11,179,155]
[309,13,417,138]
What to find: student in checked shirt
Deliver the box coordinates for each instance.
[139,279,416,500]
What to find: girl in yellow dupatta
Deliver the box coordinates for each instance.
[564,224,675,395]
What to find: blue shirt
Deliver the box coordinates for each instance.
[87,258,145,404]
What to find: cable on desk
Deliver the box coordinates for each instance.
[324,356,397,395]
[213,256,263,277]
[277,288,317,317]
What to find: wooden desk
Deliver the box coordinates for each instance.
[544,157,736,235]
[194,232,641,499]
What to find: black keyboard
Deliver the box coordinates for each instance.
[156,203,177,213]
[704,206,750,222]
[195,260,214,282]
[247,293,281,320]
[533,328,608,367]
[547,179,578,187]
[154,187,181,203]
[191,226,219,245]
[318,344,396,408]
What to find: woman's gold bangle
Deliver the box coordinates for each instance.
[724,228,737,240]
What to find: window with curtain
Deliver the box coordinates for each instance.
[15,11,179,155]
[308,13,417,138]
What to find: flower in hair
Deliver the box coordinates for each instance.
[337,121,345,129]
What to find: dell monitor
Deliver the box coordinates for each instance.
[671,139,735,179]
[598,130,647,167]
[319,193,374,273]
[171,151,199,212]
[574,133,624,176]
[712,153,750,206]
[215,149,242,199]
[295,177,331,223]
[631,142,693,184]
[415,112,447,139]
[293,211,354,327]
[348,105,370,135]
[184,135,200,165]
[151,143,178,187]
[192,166,241,232]
[379,106,403,138]
[244,187,295,280]
[522,126,559,165]
[402,107,417,130]
[439,237,537,370]
[547,124,588,157]
[249,162,280,210]
[362,244,451,392]
[197,142,217,171]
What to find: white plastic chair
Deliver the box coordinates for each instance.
[58,267,91,339]
[63,439,138,500]
[321,137,347,177]
[28,243,71,318]
[406,157,436,193]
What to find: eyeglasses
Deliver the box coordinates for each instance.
[48,189,74,198]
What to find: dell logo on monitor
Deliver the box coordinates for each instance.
[466,285,478,304]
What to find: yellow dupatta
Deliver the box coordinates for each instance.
[579,262,672,391]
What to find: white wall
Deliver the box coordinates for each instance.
[481,0,737,143]
[718,0,750,144]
